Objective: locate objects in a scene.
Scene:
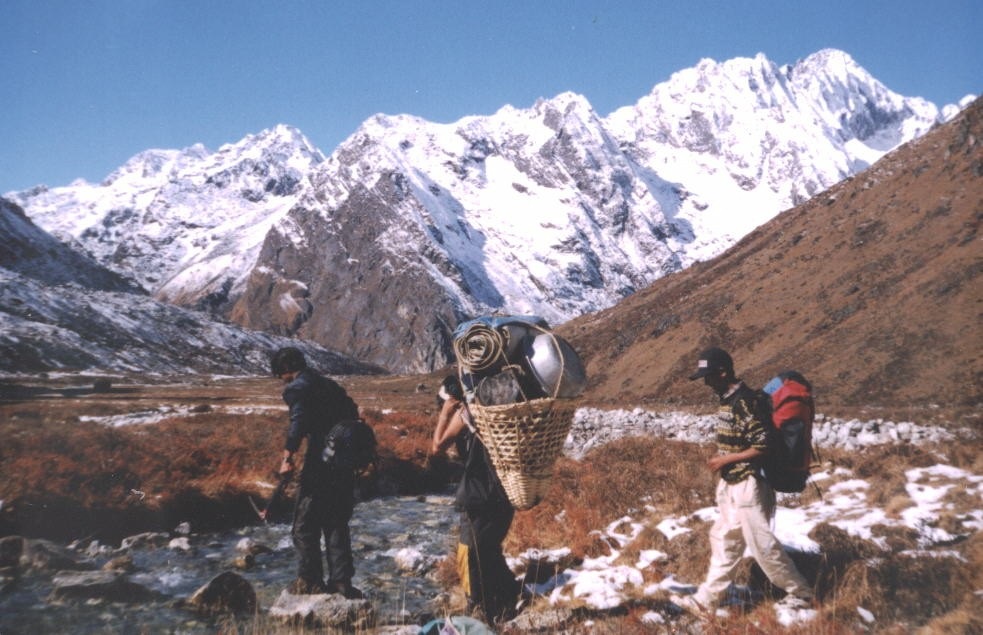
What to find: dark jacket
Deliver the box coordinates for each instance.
[282,369,360,484]
[455,427,511,511]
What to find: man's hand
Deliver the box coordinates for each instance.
[707,454,731,473]
[278,455,295,476]
[708,447,765,473]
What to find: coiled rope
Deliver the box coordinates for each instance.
[452,322,506,372]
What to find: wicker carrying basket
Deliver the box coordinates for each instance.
[468,397,578,510]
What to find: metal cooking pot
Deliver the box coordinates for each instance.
[522,333,587,398]
[498,321,532,362]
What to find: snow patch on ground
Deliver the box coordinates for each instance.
[507,406,983,626]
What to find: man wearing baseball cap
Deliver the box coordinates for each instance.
[673,347,814,613]
[688,347,735,382]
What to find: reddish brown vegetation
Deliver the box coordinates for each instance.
[504,437,982,633]
[508,436,713,558]
[1,373,981,632]
[0,374,447,541]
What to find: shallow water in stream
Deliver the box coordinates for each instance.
[1,494,459,633]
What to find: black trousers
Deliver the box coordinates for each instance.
[457,503,518,622]
[292,478,355,586]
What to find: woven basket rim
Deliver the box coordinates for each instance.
[469,397,578,414]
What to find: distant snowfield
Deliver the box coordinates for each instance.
[76,404,283,427]
[74,398,977,447]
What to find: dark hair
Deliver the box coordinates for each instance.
[436,374,464,405]
[270,347,308,376]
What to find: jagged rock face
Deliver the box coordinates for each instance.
[232,177,466,373]
[10,50,963,373]
[603,50,942,254]
[561,97,982,410]
[227,95,696,371]
[0,267,378,375]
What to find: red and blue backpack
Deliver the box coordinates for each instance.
[758,371,815,493]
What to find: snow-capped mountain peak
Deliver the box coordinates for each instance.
[11,49,971,373]
[9,125,327,312]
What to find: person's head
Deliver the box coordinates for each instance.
[436,374,464,406]
[270,346,307,380]
[689,347,736,396]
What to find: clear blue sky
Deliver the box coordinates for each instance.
[2,0,979,194]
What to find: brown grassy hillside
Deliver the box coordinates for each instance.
[560,98,981,420]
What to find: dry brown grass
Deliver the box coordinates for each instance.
[916,609,983,635]
[2,374,981,633]
[0,374,445,542]
[835,554,972,624]
[503,434,983,633]
[508,436,713,559]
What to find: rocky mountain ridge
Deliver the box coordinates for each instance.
[7,49,973,373]
[0,199,378,375]
[0,198,142,294]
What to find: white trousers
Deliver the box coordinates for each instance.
[693,476,813,607]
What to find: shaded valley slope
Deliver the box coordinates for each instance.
[560,98,981,419]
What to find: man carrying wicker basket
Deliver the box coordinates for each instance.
[431,375,521,624]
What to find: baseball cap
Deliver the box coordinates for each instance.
[689,347,734,380]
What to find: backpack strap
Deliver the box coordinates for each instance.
[460,403,477,434]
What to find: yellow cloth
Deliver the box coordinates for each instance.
[456,542,471,600]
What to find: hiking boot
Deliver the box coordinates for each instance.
[327,581,364,599]
[776,595,814,610]
[287,578,329,595]
[669,593,707,614]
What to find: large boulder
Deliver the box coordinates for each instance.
[187,571,257,615]
[269,588,375,630]
[118,531,171,551]
[21,538,90,572]
[0,535,25,568]
[507,606,578,632]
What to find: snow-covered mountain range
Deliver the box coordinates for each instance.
[6,49,974,373]
[0,198,379,375]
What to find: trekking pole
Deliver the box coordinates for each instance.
[249,471,292,523]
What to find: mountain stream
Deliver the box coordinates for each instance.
[1,494,458,633]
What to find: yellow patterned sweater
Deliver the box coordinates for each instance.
[715,382,769,483]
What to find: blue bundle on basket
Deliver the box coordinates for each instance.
[452,316,586,510]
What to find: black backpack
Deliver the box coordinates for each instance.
[757,371,815,493]
[321,419,378,473]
